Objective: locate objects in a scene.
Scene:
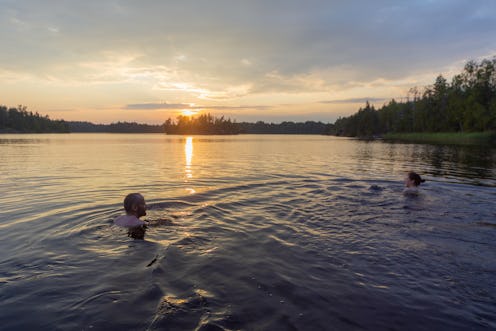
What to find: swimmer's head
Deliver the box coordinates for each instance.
[405,172,425,187]
[123,193,147,217]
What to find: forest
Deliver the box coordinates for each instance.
[0,108,330,135]
[238,120,329,134]
[164,114,240,134]
[68,121,164,133]
[0,105,69,133]
[329,57,496,137]
[163,113,330,134]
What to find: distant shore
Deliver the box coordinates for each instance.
[383,131,496,145]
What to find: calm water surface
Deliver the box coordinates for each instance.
[0,134,495,330]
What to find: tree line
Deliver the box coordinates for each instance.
[238,120,329,134]
[330,57,496,137]
[0,105,69,133]
[163,114,330,134]
[164,113,240,134]
[68,121,164,133]
[0,107,330,134]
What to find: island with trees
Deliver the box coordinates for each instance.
[162,113,330,135]
[164,113,240,134]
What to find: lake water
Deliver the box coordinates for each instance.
[0,134,495,330]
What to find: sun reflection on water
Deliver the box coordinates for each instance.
[185,136,193,169]
[184,136,195,193]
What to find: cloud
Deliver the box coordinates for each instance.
[124,102,192,110]
[2,1,495,82]
[320,97,389,104]
[124,102,271,111]
[203,105,271,111]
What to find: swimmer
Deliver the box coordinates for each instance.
[403,171,425,195]
[114,193,148,238]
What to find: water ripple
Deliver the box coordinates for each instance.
[1,135,495,330]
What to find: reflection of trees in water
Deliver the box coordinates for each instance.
[423,145,445,178]
[355,141,373,167]
[0,138,45,144]
[420,144,495,181]
[354,141,393,175]
[378,142,495,184]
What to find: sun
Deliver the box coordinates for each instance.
[181,109,197,117]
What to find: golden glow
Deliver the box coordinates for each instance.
[185,136,193,180]
[181,109,197,117]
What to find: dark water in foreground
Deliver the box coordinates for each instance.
[0,134,495,330]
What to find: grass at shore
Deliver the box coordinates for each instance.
[383,131,496,145]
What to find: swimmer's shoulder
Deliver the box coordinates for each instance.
[403,187,419,196]
[114,215,147,227]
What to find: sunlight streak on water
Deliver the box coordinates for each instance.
[185,137,195,194]
[185,136,193,170]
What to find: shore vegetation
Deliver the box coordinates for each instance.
[328,57,496,143]
[0,105,69,133]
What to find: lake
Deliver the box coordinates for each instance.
[0,134,495,330]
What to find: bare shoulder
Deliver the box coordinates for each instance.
[114,215,146,227]
[403,187,419,196]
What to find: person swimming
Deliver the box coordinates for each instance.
[114,193,148,239]
[403,171,426,195]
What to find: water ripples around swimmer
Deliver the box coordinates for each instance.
[2,175,494,330]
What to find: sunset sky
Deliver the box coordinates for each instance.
[1,1,495,124]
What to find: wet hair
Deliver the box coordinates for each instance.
[123,193,144,213]
[408,172,425,186]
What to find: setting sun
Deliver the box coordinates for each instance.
[181,109,198,117]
